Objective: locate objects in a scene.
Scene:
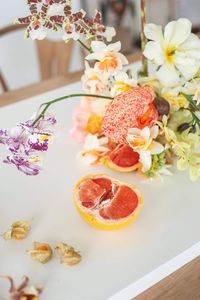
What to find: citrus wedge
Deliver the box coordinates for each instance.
[105,144,139,172]
[74,174,142,230]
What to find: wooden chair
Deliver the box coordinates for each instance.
[0,24,26,92]
[0,24,74,93]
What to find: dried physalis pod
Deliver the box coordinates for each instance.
[27,242,53,264]
[2,221,31,241]
[56,243,81,267]
[0,275,42,300]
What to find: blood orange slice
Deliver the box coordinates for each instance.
[105,144,139,172]
[74,174,142,230]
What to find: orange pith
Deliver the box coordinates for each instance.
[74,174,142,230]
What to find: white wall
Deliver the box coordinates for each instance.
[1,0,200,91]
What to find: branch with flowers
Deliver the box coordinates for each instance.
[1,0,200,181]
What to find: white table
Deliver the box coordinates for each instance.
[0,82,200,300]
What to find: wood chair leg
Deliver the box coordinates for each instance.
[0,72,9,92]
[55,40,73,77]
[36,40,54,80]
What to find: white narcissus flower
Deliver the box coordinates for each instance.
[82,62,110,95]
[144,18,200,87]
[127,126,164,172]
[86,41,128,73]
[79,134,109,165]
[111,71,137,97]
[83,134,109,152]
[62,23,79,42]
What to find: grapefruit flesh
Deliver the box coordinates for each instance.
[99,185,139,220]
[74,174,142,230]
[109,144,139,168]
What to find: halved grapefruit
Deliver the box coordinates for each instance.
[105,144,139,172]
[74,174,142,230]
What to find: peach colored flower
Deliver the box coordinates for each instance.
[70,106,90,144]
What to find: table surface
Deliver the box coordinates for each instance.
[0,82,200,300]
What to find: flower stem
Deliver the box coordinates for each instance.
[139,0,148,77]
[191,111,200,129]
[77,39,92,53]
[181,93,197,110]
[32,93,113,127]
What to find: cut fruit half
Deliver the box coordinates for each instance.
[105,144,139,172]
[74,174,142,230]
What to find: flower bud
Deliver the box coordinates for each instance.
[154,97,170,116]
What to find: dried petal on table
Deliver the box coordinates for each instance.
[0,275,42,300]
[2,220,31,241]
[56,243,81,267]
[27,242,53,264]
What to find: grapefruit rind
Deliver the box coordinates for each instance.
[104,158,139,173]
[73,174,143,230]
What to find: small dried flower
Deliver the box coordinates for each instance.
[27,242,53,264]
[2,221,31,241]
[0,275,42,300]
[56,243,81,266]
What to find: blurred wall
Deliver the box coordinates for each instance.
[1,0,200,91]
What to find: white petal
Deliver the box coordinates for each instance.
[128,128,143,136]
[117,52,129,65]
[156,63,180,87]
[117,53,129,65]
[99,136,109,146]
[179,34,200,59]
[91,41,106,52]
[164,18,191,46]
[114,71,129,82]
[141,127,151,141]
[103,27,116,42]
[144,23,164,44]
[139,151,152,172]
[150,141,164,155]
[107,41,121,52]
[85,52,105,61]
[174,54,199,79]
[30,29,47,40]
[143,41,164,65]
[150,125,159,139]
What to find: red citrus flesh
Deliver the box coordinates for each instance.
[109,144,139,168]
[78,177,139,220]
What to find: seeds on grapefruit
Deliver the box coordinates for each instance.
[74,174,142,230]
[105,144,139,172]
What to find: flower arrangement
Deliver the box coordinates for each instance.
[1,0,200,183]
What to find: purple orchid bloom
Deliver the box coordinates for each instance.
[4,155,42,176]
[0,114,56,175]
